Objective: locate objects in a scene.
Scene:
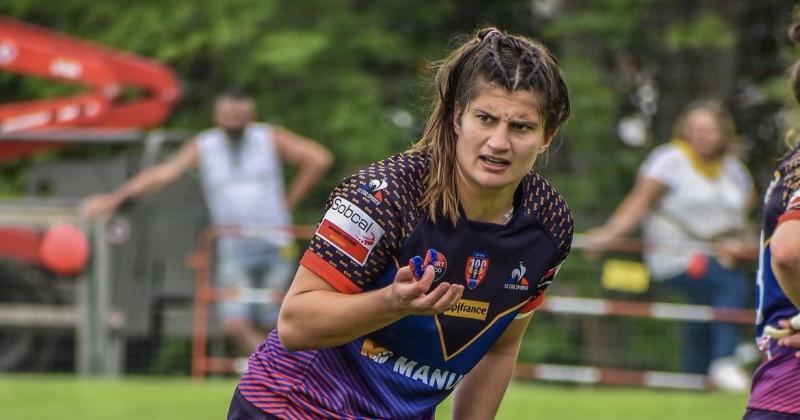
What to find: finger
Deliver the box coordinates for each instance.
[412,281,451,309]
[415,265,435,293]
[435,284,464,312]
[779,334,800,349]
[394,265,416,284]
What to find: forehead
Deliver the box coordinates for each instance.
[686,109,717,125]
[215,97,253,113]
[467,84,543,121]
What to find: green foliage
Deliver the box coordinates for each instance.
[663,11,735,51]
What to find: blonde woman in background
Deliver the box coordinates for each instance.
[586,101,756,392]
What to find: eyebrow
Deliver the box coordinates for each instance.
[474,107,540,125]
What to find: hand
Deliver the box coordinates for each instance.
[387,261,464,317]
[713,238,753,266]
[776,315,800,358]
[80,194,120,220]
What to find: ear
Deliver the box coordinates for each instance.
[539,131,555,153]
[452,103,463,135]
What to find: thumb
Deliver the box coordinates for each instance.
[415,265,435,293]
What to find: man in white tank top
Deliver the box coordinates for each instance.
[82,89,333,354]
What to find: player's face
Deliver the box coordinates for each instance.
[684,109,725,160]
[453,85,552,196]
[214,98,255,140]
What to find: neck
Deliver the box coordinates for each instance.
[456,172,516,224]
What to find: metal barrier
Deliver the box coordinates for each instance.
[188,224,315,379]
[189,228,758,390]
[0,198,123,375]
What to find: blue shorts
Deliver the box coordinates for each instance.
[227,387,279,420]
[744,408,800,419]
[216,241,296,326]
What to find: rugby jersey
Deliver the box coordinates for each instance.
[749,144,800,414]
[238,151,573,419]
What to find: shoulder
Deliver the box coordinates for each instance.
[642,143,683,168]
[520,172,573,252]
[336,151,427,207]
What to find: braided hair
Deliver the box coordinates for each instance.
[410,27,570,224]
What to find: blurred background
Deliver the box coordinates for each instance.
[0,0,797,419]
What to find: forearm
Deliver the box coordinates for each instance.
[285,161,329,210]
[451,351,517,420]
[109,169,172,204]
[603,192,650,236]
[278,284,403,350]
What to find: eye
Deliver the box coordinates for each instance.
[511,122,533,132]
[476,113,493,123]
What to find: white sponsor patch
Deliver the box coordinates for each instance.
[316,196,385,265]
[788,189,800,211]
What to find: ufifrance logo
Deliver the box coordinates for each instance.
[464,251,490,289]
[444,299,489,320]
[358,178,388,205]
[316,197,385,265]
[504,261,529,291]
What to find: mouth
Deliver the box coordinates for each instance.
[479,155,511,170]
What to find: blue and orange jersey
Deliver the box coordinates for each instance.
[238,151,573,419]
[749,144,800,414]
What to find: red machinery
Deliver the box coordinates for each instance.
[0,16,180,161]
[0,16,180,275]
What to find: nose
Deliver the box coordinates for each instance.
[486,124,511,151]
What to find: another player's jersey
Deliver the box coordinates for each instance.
[748,144,800,414]
[238,152,573,419]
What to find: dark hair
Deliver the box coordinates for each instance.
[410,26,570,224]
[217,86,251,102]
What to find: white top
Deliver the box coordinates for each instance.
[197,123,293,251]
[639,143,752,280]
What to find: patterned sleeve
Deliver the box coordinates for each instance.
[299,171,401,294]
[517,186,574,317]
[777,169,800,225]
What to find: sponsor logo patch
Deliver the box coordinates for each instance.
[360,338,393,364]
[317,197,385,265]
[504,261,529,291]
[358,178,388,206]
[360,338,464,390]
[424,249,448,281]
[464,251,490,289]
[788,189,800,212]
[444,299,489,320]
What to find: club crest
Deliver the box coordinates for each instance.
[464,251,490,289]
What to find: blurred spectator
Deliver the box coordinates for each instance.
[81,89,333,355]
[586,101,756,391]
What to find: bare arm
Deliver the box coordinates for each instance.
[585,176,667,248]
[273,127,333,211]
[277,264,463,351]
[80,140,200,219]
[771,219,800,307]
[451,314,532,420]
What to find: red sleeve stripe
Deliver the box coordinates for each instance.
[299,250,363,295]
[519,293,546,314]
[777,210,800,226]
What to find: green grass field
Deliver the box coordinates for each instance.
[0,375,748,419]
